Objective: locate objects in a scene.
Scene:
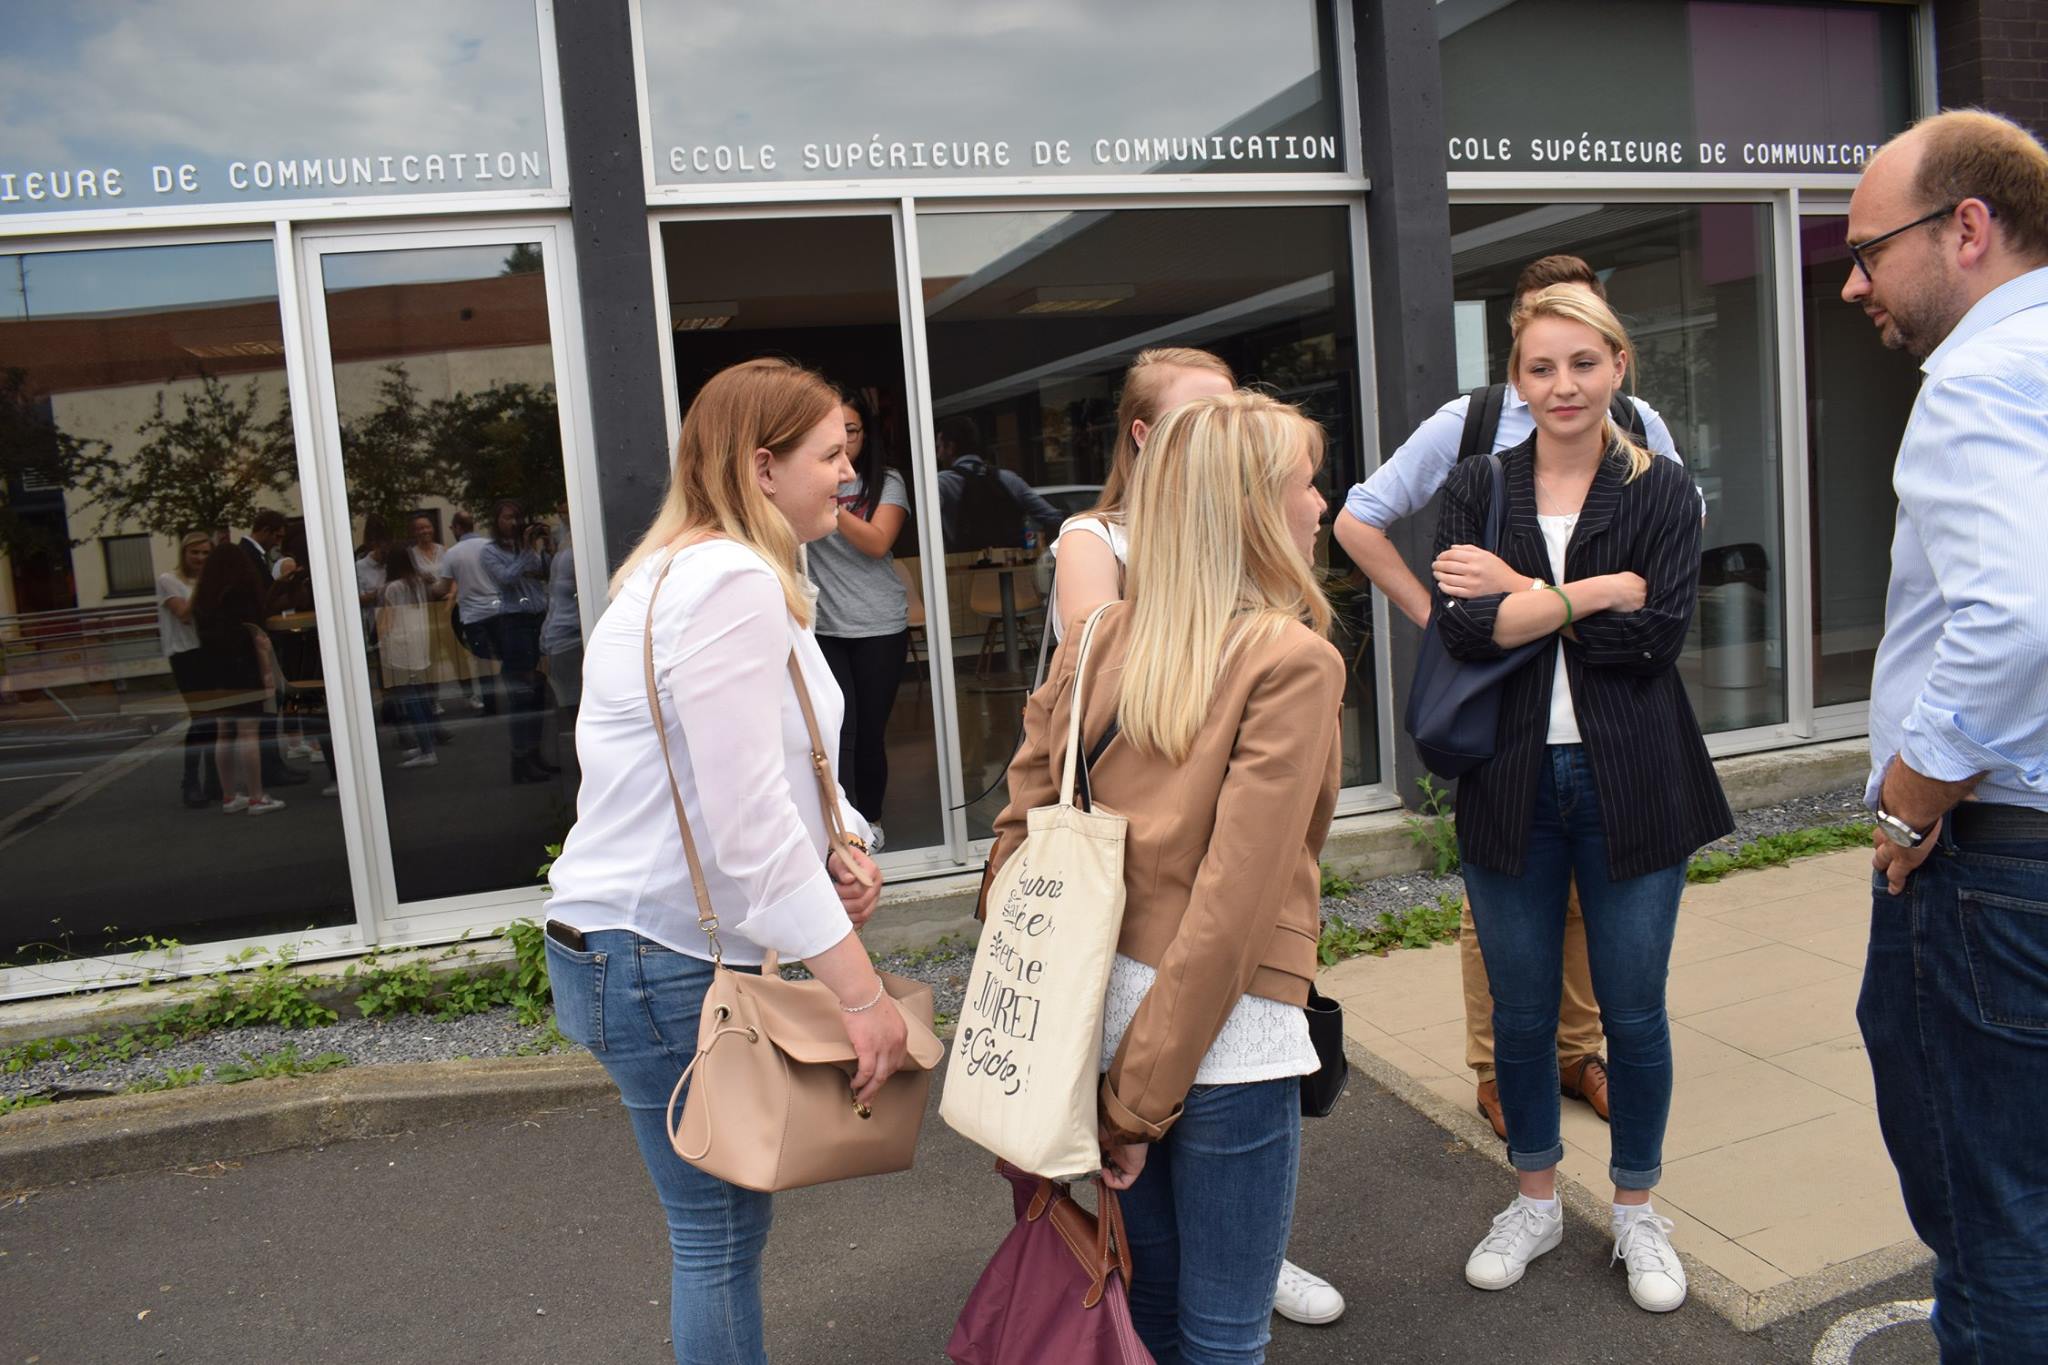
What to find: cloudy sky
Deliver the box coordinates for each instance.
[0,0,550,212]
[642,0,1339,181]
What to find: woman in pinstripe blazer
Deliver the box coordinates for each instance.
[1428,288,1733,1315]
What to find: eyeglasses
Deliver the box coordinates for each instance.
[1847,204,1958,281]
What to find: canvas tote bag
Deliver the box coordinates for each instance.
[941,605,1128,1180]
[639,550,944,1193]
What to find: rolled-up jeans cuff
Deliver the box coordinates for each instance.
[1611,1162,1661,1190]
[1509,1141,1565,1173]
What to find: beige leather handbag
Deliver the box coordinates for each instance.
[640,550,943,1193]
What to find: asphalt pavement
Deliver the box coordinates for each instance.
[0,1064,1935,1364]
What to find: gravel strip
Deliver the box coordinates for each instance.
[4,787,1865,1108]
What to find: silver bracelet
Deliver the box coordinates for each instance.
[840,979,887,1014]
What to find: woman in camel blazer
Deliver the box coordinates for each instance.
[989,391,1343,1365]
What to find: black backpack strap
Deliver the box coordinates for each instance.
[1457,384,1508,463]
[1456,386,1490,463]
[1072,717,1121,814]
[1609,393,1647,440]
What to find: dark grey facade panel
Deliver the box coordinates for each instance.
[1354,0,1456,807]
[554,0,673,575]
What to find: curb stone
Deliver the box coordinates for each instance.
[1338,1036,1930,1332]
[0,1053,613,1189]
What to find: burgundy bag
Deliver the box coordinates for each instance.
[948,1162,1154,1365]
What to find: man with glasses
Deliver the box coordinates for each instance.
[1844,108,2048,1364]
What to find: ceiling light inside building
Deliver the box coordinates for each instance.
[672,300,738,330]
[1013,284,1136,315]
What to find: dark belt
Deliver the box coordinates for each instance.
[1948,802,2048,847]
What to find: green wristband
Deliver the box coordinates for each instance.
[1542,582,1574,628]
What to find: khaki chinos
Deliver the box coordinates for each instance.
[1461,882,1604,1081]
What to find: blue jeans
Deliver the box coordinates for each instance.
[1461,745,1686,1188]
[546,930,771,1365]
[1858,816,2048,1365]
[1118,1076,1300,1365]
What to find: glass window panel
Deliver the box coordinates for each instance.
[1801,215,1912,708]
[319,242,578,904]
[1439,0,1914,174]
[917,204,1374,840]
[658,216,946,856]
[0,1,550,217]
[1449,201,1787,733]
[0,242,353,966]
[101,533,154,596]
[643,0,1344,185]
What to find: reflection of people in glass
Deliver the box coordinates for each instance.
[191,536,283,816]
[408,513,447,578]
[441,509,499,714]
[479,498,555,784]
[806,389,909,851]
[158,531,219,808]
[992,392,1341,1362]
[538,510,582,725]
[934,414,1062,552]
[267,525,336,792]
[1048,347,1235,643]
[239,508,286,578]
[378,540,450,769]
[542,358,898,1365]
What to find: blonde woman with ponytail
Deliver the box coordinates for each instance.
[990,391,1345,1363]
[1046,346,1235,642]
[543,358,905,1365]
[1428,288,1731,1314]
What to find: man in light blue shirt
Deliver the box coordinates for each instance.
[1845,109,2048,1364]
[1332,254,1689,1144]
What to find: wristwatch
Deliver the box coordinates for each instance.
[1529,577,1546,592]
[1874,807,1927,849]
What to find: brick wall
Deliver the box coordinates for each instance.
[1935,0,2048,137]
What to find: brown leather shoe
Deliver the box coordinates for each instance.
[1560,1055,1610,1122]
[1475,1079,1507,1141]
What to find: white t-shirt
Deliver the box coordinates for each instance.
[378,578,433,674]
[544,541,872,965]
[156,572,199,657]
[1538,513,1582,745]
[1047,514,1128,644]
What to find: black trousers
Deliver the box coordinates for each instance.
[817,630,909,822]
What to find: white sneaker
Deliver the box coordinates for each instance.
[1613,1210,1686,1312]
[220,795,250,815]
[1465,1196,1564,1290]
[1273,1258,1344,1325]
[284,743,312,760]
[246,796,287,816]
[867,823,886,853]
[319,783,339,797]
[400,752,438,769]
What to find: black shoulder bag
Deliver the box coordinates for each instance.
[1403,453,1548,778]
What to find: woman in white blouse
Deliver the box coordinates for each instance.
[542,358,906,1365]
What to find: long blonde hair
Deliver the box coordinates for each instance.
[1509,286,1653,481]
[1116,391,1331,765]
[609,358,841,623]
[175,531,212,584]
[1090,346,1235,525]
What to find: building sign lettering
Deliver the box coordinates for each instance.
[0,151,546,208]
[1445,136,1886,171]
[665,134,1342,179]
